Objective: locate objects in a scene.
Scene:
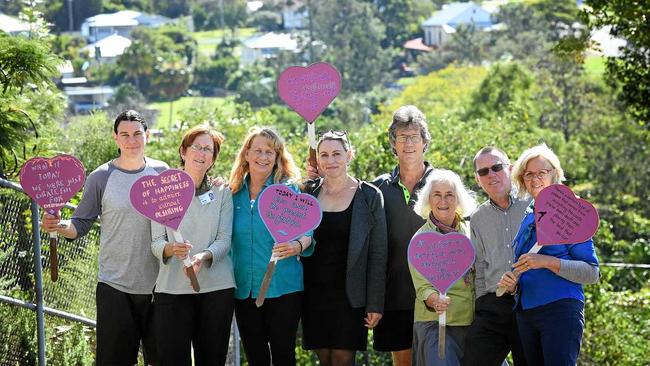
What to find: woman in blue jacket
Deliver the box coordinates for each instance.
[229,126,313,366]
[498,144,599,366]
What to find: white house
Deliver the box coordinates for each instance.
[421,2,492,47]
[80,10,171,42]
[64,86,114,114]
[241,32,298,65]
[0,12,30,35]
[81,34,132,62]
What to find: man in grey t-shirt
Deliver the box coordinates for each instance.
[462,147,529,366]
[43,110,167,365]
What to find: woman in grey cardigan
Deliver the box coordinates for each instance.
[151,124,235,366]
[302,130,388,366]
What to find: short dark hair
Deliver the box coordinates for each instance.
[113,110,147,133]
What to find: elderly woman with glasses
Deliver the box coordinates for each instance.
[408,169,477,366]
[229,126,313,366]
[498,144,599,366]
[302,130,387,366]
[151,124,235,365]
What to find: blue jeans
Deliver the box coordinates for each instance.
[516,298,584,366]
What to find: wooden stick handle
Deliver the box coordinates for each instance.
[255,256,278,307]
[49,232,58,282]
[172,230,200,292]
[438,293,447,359]
[496,242,542,296]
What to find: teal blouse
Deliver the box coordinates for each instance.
[231,174,314,300]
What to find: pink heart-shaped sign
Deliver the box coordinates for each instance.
[129,169,194,231]
[408,231,475,294]
[277,62,341,123]
[258,184,322,243]
[535,184,599,245]
[19,155,86,214]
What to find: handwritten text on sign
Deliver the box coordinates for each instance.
[258,184,322,243]
[19,155,86,214]
[535,184,599,245]
[129,169,194,231]
[408,231,475,294]
[277,62,342,123]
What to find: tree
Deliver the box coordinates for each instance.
[364,0,434,49]
[312,0,393,93]
[582,0,650,125]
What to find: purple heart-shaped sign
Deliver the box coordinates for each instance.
[19,155,86,214]
[535,184,599,245]
[258,184,322,243]
[408,231,475,294]
[277,62,342,123]
[129,169,194,231]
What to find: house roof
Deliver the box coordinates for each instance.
[83,10,170,28]
[64,86,114,96]
[243,32,297,50]
[0,12,30,33]
[422,1,492,28]
[404,38,433,52]
[82,34,132,58]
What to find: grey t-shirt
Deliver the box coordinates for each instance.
[71,158,168,294]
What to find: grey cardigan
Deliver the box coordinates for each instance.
[305,179,388,313]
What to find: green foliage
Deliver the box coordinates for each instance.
[582,0,650,125]
[366,0,435,49]
[57,112,118,172]
[312,0,394,93]
[191,0,248,31]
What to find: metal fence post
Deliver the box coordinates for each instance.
[30,199,46,366]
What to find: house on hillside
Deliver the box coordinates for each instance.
[421,2,492,48]
[80,10,172,42]
[80,34,132,63]
[64,86,114,114]
[241,32,298,65]
[0,12,30,35]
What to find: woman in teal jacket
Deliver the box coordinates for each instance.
[229,126,313,366]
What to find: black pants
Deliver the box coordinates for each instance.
[95,282,157,366]
[154,288,235,366]
[462,293,527,366]
[235,292,302,366]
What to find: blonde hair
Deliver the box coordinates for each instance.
[413,169,477,219]
[229,126,301,193]
[512,144,565,199]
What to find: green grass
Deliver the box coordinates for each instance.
[148,96,232,129]
[193,27,257,56]
[584,56,606,80]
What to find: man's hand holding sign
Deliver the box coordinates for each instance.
[408,231,475,359]
[256,184,322,307]
[22,155,86,282]
[130,169,200,292]
[497,184,599,296]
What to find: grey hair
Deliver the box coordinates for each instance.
[472,146,511,170]
[413,169,478,219]
[512,144,566,199]
[388,105,431,155]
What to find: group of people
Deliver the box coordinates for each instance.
[41,106,599,366]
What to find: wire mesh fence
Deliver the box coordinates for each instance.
[0,183,239,365]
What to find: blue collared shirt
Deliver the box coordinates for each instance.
[231,174,314,300]
[513,203,599,310]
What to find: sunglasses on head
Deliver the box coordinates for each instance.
[476,163,506,176]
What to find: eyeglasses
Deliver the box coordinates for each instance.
[476,163,506,177]
[523,169,554,181]
[395,134,422,143]
[189,144,214,154]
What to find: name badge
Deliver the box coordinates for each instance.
[199,191,216,205]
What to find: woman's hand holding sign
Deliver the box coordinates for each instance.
[425,293,451,315]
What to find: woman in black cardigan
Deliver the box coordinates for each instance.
[302,130,388,366]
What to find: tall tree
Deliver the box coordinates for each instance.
[312,0,392,93]
[364,0,434,49]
